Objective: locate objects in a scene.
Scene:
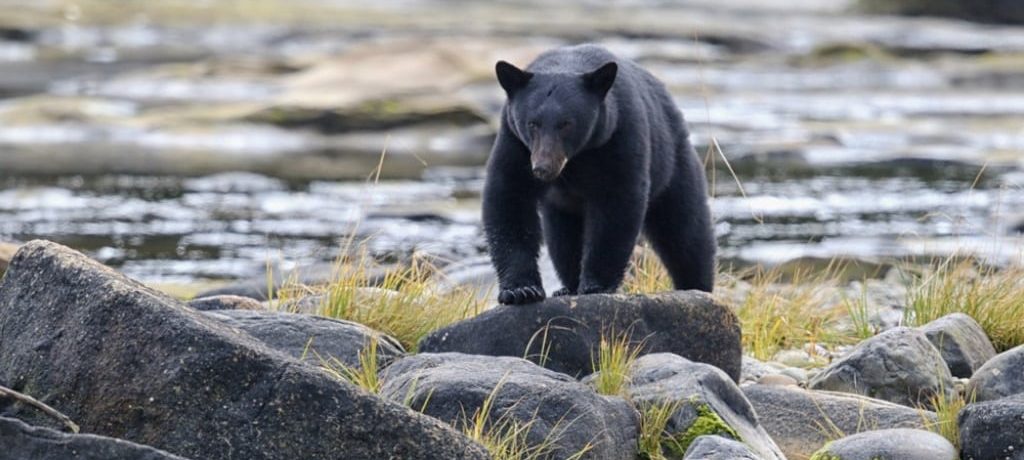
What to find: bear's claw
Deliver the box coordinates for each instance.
[498,286,545,305]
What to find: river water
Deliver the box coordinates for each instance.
[0,0,1022,283]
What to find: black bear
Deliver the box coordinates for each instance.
[483,44,715,305]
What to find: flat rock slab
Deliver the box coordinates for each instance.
[0,240,488,460]
[683,435,763,460]
[809,327,954,408]
[622,353,784,460]
[918,313,996,378]
[380,352,638,460]
[0,416,190,460]
[968,343,1024,402]
[812,428,956,460]
[202,309,405,368]
[743,384,936,460]
[419,291,742,381]
[959,394,1024,460]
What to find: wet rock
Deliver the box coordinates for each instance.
[918,313,996,378]
[808,327,955,408]
[0,416,190,460]
[683,435,763,460]
[622,353,784,460]
[0,240,488,460]
[380,352,638,460]
[968,344,1024,402]
[0,241,17,276]
[202,309,404,368]
[959,394,1024,460]
[859,0,1024,25]
[811,428,956,460]
[743,384,936,459]
[741,356,781,383]
[419,291,742,381]
[187,294,262,311]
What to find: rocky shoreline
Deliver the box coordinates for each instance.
[1,240,1022,459]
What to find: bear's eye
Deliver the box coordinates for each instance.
[527,121,539,130]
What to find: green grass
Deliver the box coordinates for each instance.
[590,331,644,397]
[319,338,383,394]
[270,240,487,351]
[637,400,684,460]
[921,382,973,450]
[905,258,1024,351]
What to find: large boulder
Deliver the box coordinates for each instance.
[0,240,488,460]
[0,416,190,460]
[968,344,1024,402]
[810,428,956,460]
[419,291,742,381]
[202,309,405,368]
[959,394,1024,460]
[683,435,763,460]
[743,384,936,459]
[620,354,784,460]
[808,327,955,408]
[918,313,996,378]
[380,352,638,460]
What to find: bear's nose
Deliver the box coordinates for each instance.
[532,165,557,182]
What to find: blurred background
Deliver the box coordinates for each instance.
[0,0,1022,291]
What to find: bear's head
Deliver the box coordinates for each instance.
[495,60,617,182]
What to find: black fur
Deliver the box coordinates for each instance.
[483,44,716,305]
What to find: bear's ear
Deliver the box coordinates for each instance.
[495,61,533,96]
[583,61,618,97]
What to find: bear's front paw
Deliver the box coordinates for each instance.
[498,285,545,305]
[552,287,576,297]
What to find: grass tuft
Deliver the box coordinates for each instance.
[319,338,383,394]
[590,331,644,397]
[905,258,1024,351]
[921,383,973,450]
[637,400,684,460]
[271,238,487,351]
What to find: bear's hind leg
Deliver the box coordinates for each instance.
[644,173,716,293]
[542,204,583,296]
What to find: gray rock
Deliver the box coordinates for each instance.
[419,291,742,381]
[187,294,263,311]
[968,344,1024,402]
[622,354,784,460]
[743,384,936,459]
[919,313,996,378]
[0,240,488,460]
[741,356,779,383]
[0,416,190,460]
[959,394,1024,460]
[380,352,638,460]
[683,435,763,460]
[811,428,956,460]
[808,327,955,408]
[202,309,404,368]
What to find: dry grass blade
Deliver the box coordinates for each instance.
[590,331,644,397]
[0,384,80,433]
